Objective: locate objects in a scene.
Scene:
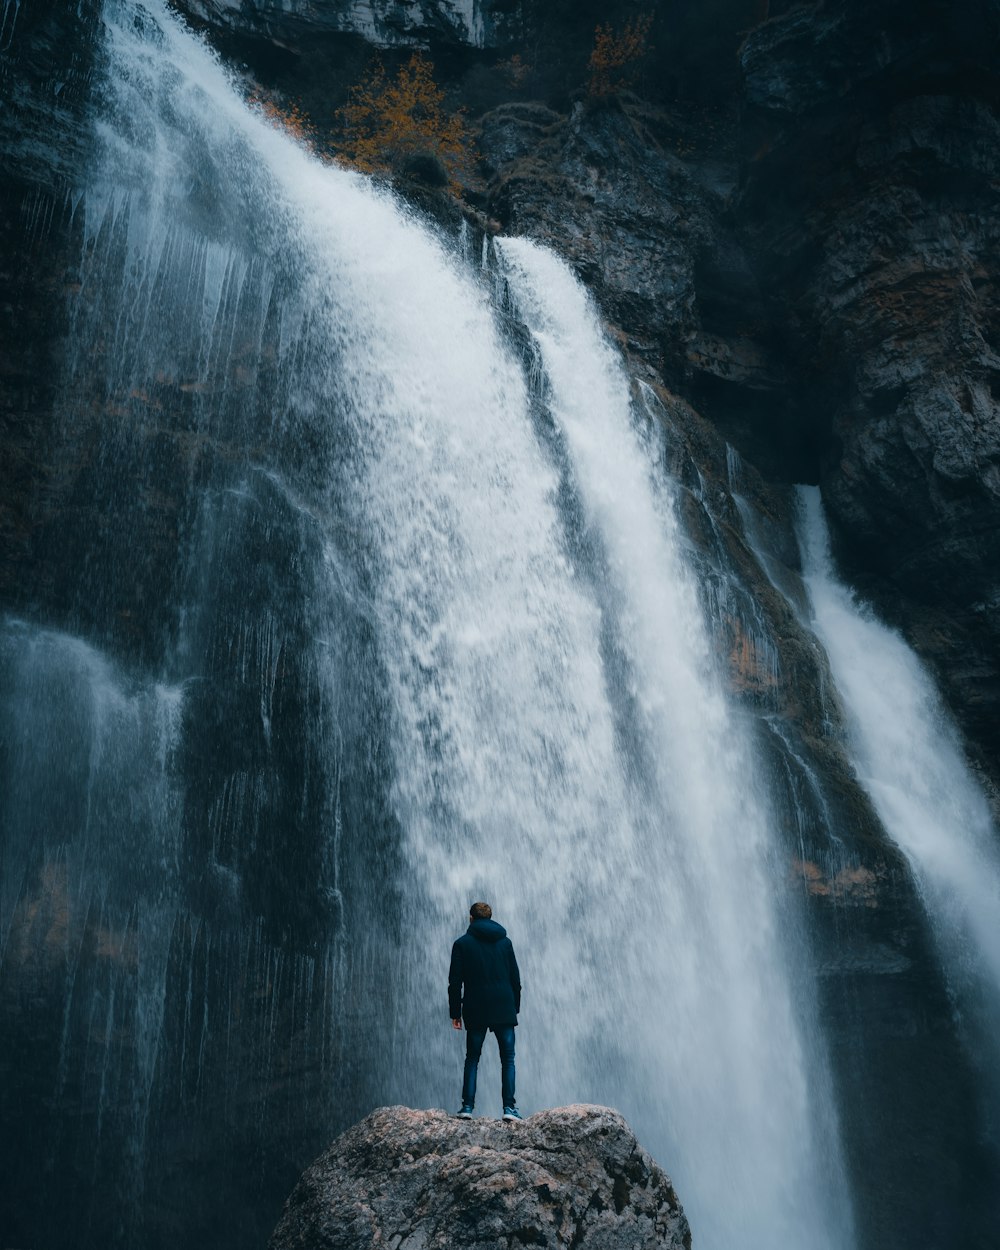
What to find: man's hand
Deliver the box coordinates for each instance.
[451,1018,462,1030]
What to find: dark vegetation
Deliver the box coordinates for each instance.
[188,0,767,192]
[243,10,665,196]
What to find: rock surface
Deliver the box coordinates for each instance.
[739,0,1000,788]
[269,1105,691,1250]
[174,0,1000,804]
[4,4,1000,1250]
[477,96,795,475]
[174,0,518,49]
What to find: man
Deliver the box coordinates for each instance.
[448,901,522,1121]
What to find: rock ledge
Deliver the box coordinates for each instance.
[269,1103,690,1249]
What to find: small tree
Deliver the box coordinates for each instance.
[252,94,317,147]
[337,53,475,192]
[587,14,654,98]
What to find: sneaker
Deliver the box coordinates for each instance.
[456,1105,474,1119]
[502,1106,523,1121]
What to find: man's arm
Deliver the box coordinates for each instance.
[507,943,521,1015]
[448,940,464,1024]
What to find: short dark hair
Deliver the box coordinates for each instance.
[470,901,492,921]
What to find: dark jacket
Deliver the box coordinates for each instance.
[448,918,521,1028]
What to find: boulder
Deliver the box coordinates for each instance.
[269,1104,691,1250]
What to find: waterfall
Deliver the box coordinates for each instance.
[485,239,852,1250]
[0,620,183,1206]
[797,486,1000,1105]
[2,1,855,1246]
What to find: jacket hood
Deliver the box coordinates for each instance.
[468,918,507,943]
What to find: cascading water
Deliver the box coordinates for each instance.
[0,620,183,1214]
[1,1,857,1246]
[796,487,1000,1115]
[482,241,852,1250]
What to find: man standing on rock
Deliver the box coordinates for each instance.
[449,901,523,1121]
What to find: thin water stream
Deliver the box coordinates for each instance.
[797,487,1000,1112]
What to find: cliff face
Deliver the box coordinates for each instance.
[475,98,996,1250]
[176,0,519,50]
[0,0,98,614]
[269,1105,691,1250]
[739,0,1000,791]
[2,3,1000,1250]
[467,0,1000,795]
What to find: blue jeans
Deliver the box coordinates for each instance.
[462,1024,516,1109]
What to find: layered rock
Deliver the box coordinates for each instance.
[174,0,519,50]
[477,83,1000,1249]
[738,0,1000,791]
[269,1104,690,1250]
[3,4,1000,1250]
[478,92,803,479]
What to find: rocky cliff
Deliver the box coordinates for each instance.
[269,1105,690,1250]
[177,0,516,51]
[2,3,1000,1250]
[226,3,1000,1242]
[466,0,1000,797]
[166,0,1000,798]
[217,0,996,797]
[739,0,1000,792]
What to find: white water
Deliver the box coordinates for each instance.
[797,486,1000,1078]
[490,241,852,1249]
[0,618,184,1205]
[23,1,855,1243]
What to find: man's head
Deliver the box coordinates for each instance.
[469,901,492,921]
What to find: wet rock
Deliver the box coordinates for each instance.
[5,5,1000,1250]
[738,0,1000,790]
[0,0,99,613]
[269,1104,690,1250]
[478,95,800,481]
[483,97,711,375]
[173,0,520,50]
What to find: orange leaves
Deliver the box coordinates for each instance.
[248,55,475,198]
[252,94,317,146]
[587,14,654,98]
[337,53,475,192]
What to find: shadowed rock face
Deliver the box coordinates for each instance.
[739,0,1000,790]
[0,0,100,615]
[478,97,797,475]
[3,3,1000,1250]
[269,1104,691,1250]
[476,83,1000,1248]
[174,0,518,49]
